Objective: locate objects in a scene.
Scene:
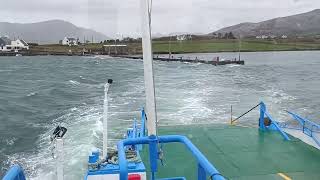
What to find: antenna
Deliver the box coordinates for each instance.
[238,34,241,61]
[169,36,172,59]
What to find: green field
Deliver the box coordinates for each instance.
[30,39,320,55]
[152,39,320,53]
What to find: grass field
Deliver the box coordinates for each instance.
[152,39,320,53]
[31,39,320,55]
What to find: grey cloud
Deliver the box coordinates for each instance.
[0,0,319,37]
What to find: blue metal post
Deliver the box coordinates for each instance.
[133,118,137,138]
[259,102,290,141]
[259,102,266,130]
[149,135,158,178]
[141,108,146,137]
[198,164,206,180]
[2,165,26,180]
[268,119,290,141]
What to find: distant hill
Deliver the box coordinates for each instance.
[0,20,109,44]
[211,9,320,37]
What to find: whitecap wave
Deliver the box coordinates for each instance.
[68,80,81,85]
[27,92,37,97]
[86,55,113,60]
[5,137,17,146]
[266,88,296,104]
[0,70,13,72]
[226,64,241,68]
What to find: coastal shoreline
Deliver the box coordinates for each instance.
[1,38,320,57]
[1,48,320,57]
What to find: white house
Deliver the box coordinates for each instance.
[256,35,269,39]
[62,37,79,46]
[270,35,277,39]
[176,34,192,41]
[176,35,186,41]
[0,37,29,52]
[281,35,288,39]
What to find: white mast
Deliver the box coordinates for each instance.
[140,0,157,136]
[56,138,64,180]
[103,79,112,158]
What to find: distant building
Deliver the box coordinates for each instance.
[62,37,79,46]
[176,34,192,41]
[0,37,29,52]
[0,36,11,46]
[270,35,277,39]
[103,44,128,55]
[176,35,186,41]
[256,35,269,39]
[281,35,288,39]
[211,33,219,38]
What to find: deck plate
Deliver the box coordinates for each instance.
[142,125,320,180]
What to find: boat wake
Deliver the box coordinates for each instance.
[5,103,104,180]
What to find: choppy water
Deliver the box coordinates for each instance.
[0,51,320,179]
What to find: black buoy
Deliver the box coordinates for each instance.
[108,79,113,84]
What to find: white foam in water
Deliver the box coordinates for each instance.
[266,87,296,104]
[26,92,38,97]
[9,81,113,180]
[85,55,113,60]
[5,104,104,180]
[263,86,297,122]
[226,64,241,68]
[68,80,81,86]
[5,137,17,146]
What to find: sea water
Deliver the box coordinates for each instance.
[0,51,320,179]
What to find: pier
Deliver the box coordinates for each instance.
[113,55,245,66]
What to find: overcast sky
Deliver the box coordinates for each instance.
[1,0,319,37]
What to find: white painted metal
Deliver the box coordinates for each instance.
[283,128,320,150]
[56,138,64,180]
[87,172,147,180]
[103,83,110,158]
[140,0,157,136]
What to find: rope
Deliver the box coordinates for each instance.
[88,148,142,170]
[106,149,142,165]
[231,103,261,124]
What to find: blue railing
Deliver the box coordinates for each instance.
[286,111,320,147]
[259,102,290,141]
[117,135,225,180]
[126,108,146,151]
[2,165,26,180]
